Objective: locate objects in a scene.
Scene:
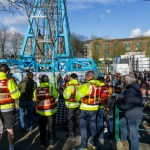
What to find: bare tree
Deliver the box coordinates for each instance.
[9,31,24,59]
[71,33,87,58]
[0,25,9,58]
[0,0,33,14]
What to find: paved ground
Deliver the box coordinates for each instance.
[0,115,150,150]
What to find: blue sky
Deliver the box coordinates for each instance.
[0,0,150,39]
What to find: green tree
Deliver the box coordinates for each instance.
[92,39,101,62]
[112,41,126,58]
[71,33,87,58]
[146,41,150,57]
[104,44,109,59]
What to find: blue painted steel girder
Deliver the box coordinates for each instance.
[0,0,99,75]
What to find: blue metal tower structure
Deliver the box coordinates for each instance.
[0,0,98,74]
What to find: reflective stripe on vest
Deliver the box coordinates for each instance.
[80,103,99,111]
[65,101,80,108]
[0,79,13,104]
[36,87,56,111]
[0,103,14,112]
[81,84,101,105]
[37,107,57,116]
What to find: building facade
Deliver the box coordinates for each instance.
[85,36,150,60]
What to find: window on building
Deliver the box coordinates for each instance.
[125,42,130,52]
[135,42,142,52]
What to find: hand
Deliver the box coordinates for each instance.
[14,100,19,109]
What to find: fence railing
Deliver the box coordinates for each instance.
[114,101,150,143]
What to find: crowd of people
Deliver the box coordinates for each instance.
[0,63,150,150]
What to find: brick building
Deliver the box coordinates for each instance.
[85,36,150,60]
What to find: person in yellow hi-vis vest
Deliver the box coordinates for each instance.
[0,64,21,150]
[63,73,80,139]
[33,75,58,149]
[72,71,104,150]
[96,76,106,145]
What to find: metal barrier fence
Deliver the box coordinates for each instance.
[114,102,150,143]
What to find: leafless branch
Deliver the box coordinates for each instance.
[0,0,35,14]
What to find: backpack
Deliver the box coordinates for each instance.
[100,86,109,104]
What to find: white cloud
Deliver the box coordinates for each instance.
[143,30,150,36]
[130,28,150,38]
[130,28,142,38]
[2,15,27,26]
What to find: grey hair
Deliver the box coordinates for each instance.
[125,74,136,84]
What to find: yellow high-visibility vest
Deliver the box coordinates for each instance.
[0,72,21,112]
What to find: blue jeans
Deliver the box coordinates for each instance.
[106,115,114,138]
[120,117,128,141]
[96,108,104,138]
[19,101,33,130]
[79,110,97,148]
[120,116,142,150]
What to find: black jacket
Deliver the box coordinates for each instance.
[18,78,35,101]
[119,82,143,120]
